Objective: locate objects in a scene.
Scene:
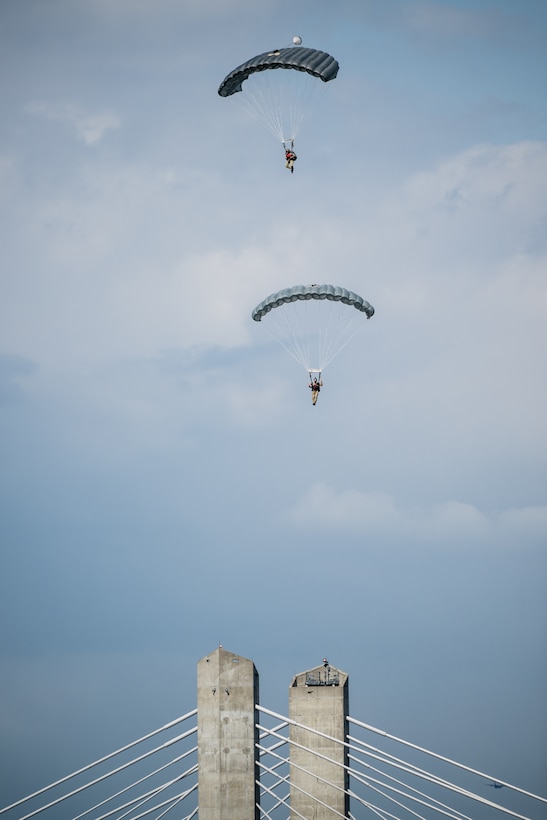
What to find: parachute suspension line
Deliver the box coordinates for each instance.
[243,73,285,142]
[319,301,363,371]
[301,296,363,373]
[260,298,370,375]
[258,303,302,370]
[238,81,285,142]
[267,302,312,371]
[237,65,320,144]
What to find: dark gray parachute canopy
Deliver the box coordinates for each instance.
[252,284,375,322]
[218,47,339,97]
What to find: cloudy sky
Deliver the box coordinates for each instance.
[1,0,546,813]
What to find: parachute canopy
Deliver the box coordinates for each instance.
[252,284,374,375]
[252,284,374,321]
[218,47,339,97]
[218,43,339,145]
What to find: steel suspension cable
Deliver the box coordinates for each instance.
[0,709,197,817]
[72,745,197,820]
[348,716,547,805]
[16,724,197,820]
[85,763,198,820]
[346,737,526,819]
[347,749,475,820]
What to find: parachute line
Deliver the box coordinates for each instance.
[236,66,319,143]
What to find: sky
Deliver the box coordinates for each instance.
[0,0,546,814]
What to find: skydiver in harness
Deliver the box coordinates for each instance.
[284,140,297,173]
[309,376,323,405]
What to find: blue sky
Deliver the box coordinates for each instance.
[1,0,546,812]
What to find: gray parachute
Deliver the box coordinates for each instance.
[252,284,374,375]
[252,284,374,322]
[218,45,339,145]
[218,47,339,97]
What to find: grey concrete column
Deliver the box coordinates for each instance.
[197,646,259,819]
[289,660,349,819]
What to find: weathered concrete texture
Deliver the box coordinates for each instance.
[289,662,349,819]
[197,647,260,820]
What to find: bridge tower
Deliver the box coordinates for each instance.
[289,659,349,819]
[197,646,260,820]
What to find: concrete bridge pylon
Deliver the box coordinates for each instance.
[289,658,349,819]
[197,646,260,819]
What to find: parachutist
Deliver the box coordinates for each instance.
[309,377,323,405]
[285,147,297,172]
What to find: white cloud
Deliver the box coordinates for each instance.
[290,482,399,531]
[26,101,121,145]
[426,501,491,542]
[373,142,547,275]
[221,374,289,427]
[289,482,546,548]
